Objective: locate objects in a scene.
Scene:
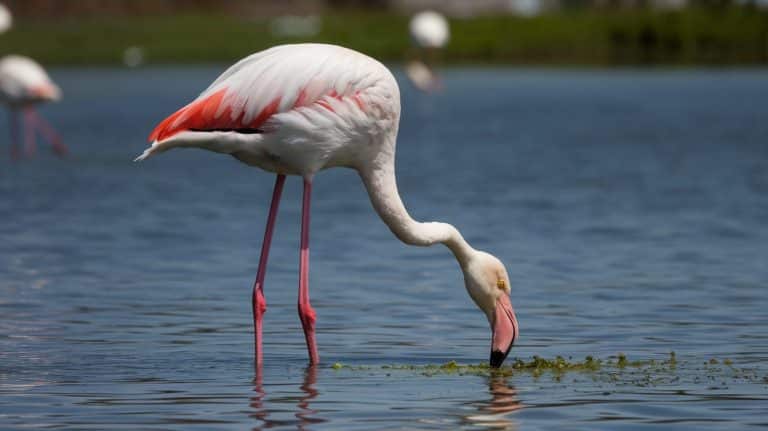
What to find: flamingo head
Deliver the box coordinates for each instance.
[30,82,61,102]
[462,251,519,368]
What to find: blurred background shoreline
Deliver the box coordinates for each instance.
[1,0,767,66]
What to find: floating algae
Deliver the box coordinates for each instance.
[330,353,659,377]
[328,351,764,384]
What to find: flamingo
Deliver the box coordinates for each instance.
[407,10,450,92]
[0,55,67,158]
[0,3,11,34]
[135,44,518,368]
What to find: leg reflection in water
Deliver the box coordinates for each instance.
[296,365,325,429]
[249,365,270,428]
[250,365,326,430]
[464,376,523,429]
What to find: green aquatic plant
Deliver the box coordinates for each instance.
[329,352,766,387]
[329,351,756,377]
[330,353,662,376]
[617,353,628,367]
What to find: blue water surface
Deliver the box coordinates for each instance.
[1,66,767,430]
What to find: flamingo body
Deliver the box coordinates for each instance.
[0,56,60,106]
[138,44,518,368]
[139,44,398,177]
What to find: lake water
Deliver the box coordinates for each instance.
[1,67,767,430]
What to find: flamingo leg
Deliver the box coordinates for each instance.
[22,108,36,158]
[299,178,319,364]
[8,109,20,160]
[252,174,286,366]
[27,109,67,157]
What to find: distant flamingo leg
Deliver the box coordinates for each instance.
[8,109,20,160]
[252,174,286,366]
[27,109,67,157]
[22,108,36,157]
[299,178,319,364]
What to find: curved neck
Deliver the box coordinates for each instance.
[359,156,475,266]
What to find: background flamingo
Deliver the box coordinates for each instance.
[0,3,11,34]
[136,43,518,367]
[0,55,67,158]
[407,10,450,92]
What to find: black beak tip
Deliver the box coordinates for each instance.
[489,350,506,368]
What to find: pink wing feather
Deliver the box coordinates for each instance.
[148,89,281,141]
[148,44,382,142]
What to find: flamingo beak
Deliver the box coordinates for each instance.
[490,294,518,368]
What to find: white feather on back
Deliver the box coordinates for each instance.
[198,43,398,128]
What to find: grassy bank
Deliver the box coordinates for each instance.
[1,9,767,66]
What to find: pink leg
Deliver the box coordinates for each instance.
[252,174,286,366]
[299,178,319,364]
[27,109,67,157]
[8,109,20,160]
[23,108,36,158]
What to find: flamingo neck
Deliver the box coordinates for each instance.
[359,156,476,266]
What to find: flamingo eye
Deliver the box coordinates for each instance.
[496,279,506,290]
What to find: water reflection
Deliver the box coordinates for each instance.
[296,366,324,429]
[249,369,269,428]
[463,376,523,429]
[250,366,325,430]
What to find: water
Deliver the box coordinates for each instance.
[1,67,767,430]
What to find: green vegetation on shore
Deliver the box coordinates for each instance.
[1,9,767,66]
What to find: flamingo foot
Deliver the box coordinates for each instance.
[298,303,319,364]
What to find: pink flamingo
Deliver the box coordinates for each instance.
[136,44,518,368]
[0,3,12,34]
[0,55,67,159]
[406,10,450,92]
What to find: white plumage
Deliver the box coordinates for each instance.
[405,59,439,93]
[409,10,450,49]
[137,43,518,368]
[0,3,11,34]
[139,44,398,175]
[0,55,60,105]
